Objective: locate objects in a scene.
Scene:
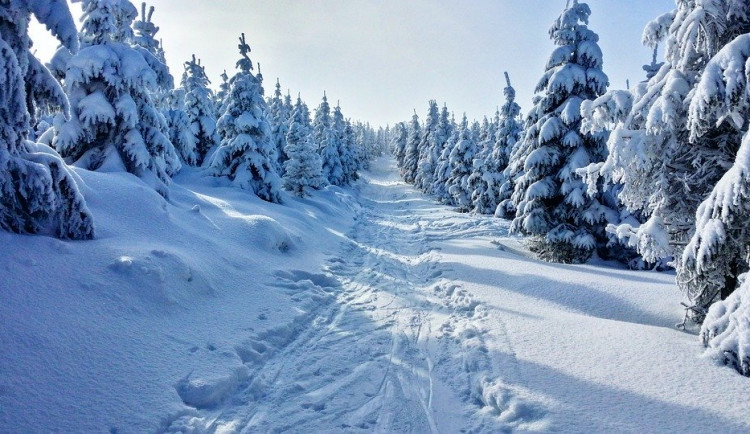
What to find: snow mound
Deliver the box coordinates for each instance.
[239,215,294,253]
[174,359,250,409]
[108,249,214,306]
[476,377,549,430]
[701,276,750,376]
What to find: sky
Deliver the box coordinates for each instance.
[30,0,675,127]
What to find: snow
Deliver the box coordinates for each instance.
[2,157,750,432]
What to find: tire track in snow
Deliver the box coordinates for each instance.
[163,158,549,433]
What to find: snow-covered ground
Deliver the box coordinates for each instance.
[2,157,750,432]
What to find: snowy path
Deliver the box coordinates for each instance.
[165,158,750,433]
[167,159,545,432]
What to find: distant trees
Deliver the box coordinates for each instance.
[283,95,326,196]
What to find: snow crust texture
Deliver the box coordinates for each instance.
[3,158,750,432]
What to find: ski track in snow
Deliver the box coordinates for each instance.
[165,162,548,432]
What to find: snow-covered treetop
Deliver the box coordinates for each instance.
[548,0,596,49]
[79,0,137,47]
[642,45,664,80]
[236,32,253,73]
[133,2,164,60]
[181,54,210,89]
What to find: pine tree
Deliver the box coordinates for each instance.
[268,78,289,175]
[132,2,172,94]
[510,0,612,263]
[493,72,524,218]
[214,69,230,118]
[391,122,408,169]
[182,55,219,165]
[164,88,197,166]
[431,106,455,203]
[340,119,359,184]
[581,0,750,315]
[473,73,523,215]
[680,32,750,320]
[54,0,180,197]
[447,115,478,212]
[283,95,325,196]
[402,111,421,184]
[696,132,750,377]
[208,33,282,203]
[414,100,439,192]
[0,0,94,240]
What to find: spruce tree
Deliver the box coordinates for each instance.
[431,106,454,203]
[208,33,282,203]
[54,0,180,197]
[581,0,750,315]
[0,0,94,240]
[182,55,219,165]
[323,103,346,186]
[340,119,359,184]
[214,69,230,118]
[391,122,408,169]
[473,73,523,215]
[510,0,612,263]
[402,111,421,184]
[268,78,289,175]
[695,130,750,376]
[680,31,750,320]
[164,88,197,166]
[447,115,478,212]
[414,100,439,192]
[493,72,524,218]
[283,95,325,196]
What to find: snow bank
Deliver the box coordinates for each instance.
[0,166,356,432]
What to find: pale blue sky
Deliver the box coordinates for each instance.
[30,0,674,126]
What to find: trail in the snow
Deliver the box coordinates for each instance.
[165,159,549,433]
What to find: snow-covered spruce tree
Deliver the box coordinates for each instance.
[164,88,197,166]
[323,103,347,186]
[0,0,94,240]
[268,78,289,175]
[414,100,439,193]
[497,95,540,219]
[431,106,455,202]
[680,33,750,319]
[283,95,326,196]
[467,116,495,214]
[473,73,523,215]
[510,0,613,263]
[579,1,750,315]
[493,72,524,218]
[447,115,478,212]
[131,1,178,174]
[341,119,359,184]
[132,2,173,98]
[54,0,180,197]
[209,34,281,203]
[313,93,337,183]
[695,131,750,376]
[213,69,230,118]
[182,55,219,166]
[391,121,408,169]
[402,111,421,184]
